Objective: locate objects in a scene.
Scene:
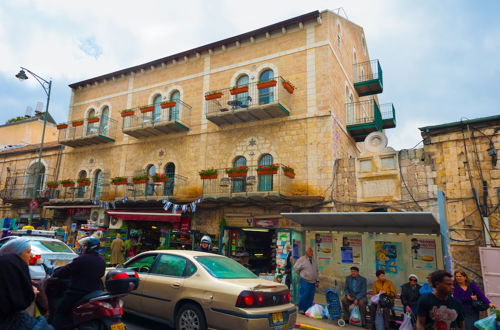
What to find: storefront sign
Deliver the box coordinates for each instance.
[341,235,362,264]
[180,216,191,232]
[411,238,437,269]
[66,208,91,216]
[375,241,401,274]
[253,218,279,228]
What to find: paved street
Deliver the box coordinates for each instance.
[123,313,171,330]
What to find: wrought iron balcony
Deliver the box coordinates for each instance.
[353,59,383,96]
[0,174,58,202]
[58,116,118,147]
[346,100,397,141]
[111,174,188,200]
[49,177,110,201]
[205,76,293,126]
[380,103,396,129]
[201,164,294,199]
[122,101,191,138]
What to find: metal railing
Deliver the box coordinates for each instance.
[353,59,383,86]
[111,174,188,199]
[346,99,381,126]
[0,174,57,200]
[201,164,293,197]
[380,103,396,121]
[53,177,110,200]
[205,76,294,116]
[123,100,191,131]
[58,116,118,143]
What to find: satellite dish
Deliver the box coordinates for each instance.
[364,131,388,153]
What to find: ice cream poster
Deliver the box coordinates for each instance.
[341,235,362,264]
[375,241,400,274]
[411,238,437,269]
[314,233,333,257]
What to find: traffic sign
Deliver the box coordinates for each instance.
[29,200,39,210]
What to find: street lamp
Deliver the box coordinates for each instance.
[15,67,52,226]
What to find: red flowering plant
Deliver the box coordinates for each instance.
[225,166,249,174]
[256,163,278,175]
[152,173,169,182]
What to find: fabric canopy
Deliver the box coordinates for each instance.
[105,210,181,222]
[281,212,440,234]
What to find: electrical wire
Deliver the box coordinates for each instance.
[397,150,424,211]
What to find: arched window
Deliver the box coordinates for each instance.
[92,169,102,198]
[169,91,180,121]
[87,109,97,136]
[233,75,250,109]
[353,51,358,81]
[100,106,109,135]
[146,164,156,196]
[163,162,175,195]
[26,162,45,197]
[77,170,87,198]
[232,156,247,193]
[258,69,274,104]
[153,95,162,123]
[258,154,274,191]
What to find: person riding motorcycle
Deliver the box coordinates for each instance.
[195,235,212,252]
[52,237,105,330]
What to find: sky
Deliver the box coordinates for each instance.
[0,0,499,150]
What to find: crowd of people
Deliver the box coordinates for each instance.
[293,247,496,330]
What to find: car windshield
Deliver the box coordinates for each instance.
[195,256,257,279]
[31,240,73,253]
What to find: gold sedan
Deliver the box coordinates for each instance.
[118,250,296,330]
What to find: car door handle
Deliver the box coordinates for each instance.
[171,282,181,289]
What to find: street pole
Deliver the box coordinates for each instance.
[16,68,52,226]
[437,190,452,272]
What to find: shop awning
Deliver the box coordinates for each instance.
[281,212,440,234]
[105,210,181,222]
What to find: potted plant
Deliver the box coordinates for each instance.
[152,173,169,183]
[282,165,295,179]
[72,120,84,127]
[225,166,249,178]
[87,116,100,123]
[257,79,277,89]
[121,109,135,117]
[161,101,176,109]
[282,80,295,94]
[47,181,59,189]
[256,163,278,175]
[77,177,91,187]
[132,174,149,184]
[205,90,223,101]
[199,169,218,180]
[229,85,248,95]
[140,105,154,113]
[56,123,68,130]
[61,179,75,187]
[111,176,128,185]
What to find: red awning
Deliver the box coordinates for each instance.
[105,210,181,222]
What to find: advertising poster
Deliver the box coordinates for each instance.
[341,235,362,264]
[314,233,333,256]
[411,238,437,269]
[375,241,400,274]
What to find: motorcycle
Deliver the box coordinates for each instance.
[44,267,139,330]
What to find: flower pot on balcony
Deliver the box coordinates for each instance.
[87,117,100,123]
[153,177,169,183]
[257,80,277,89]
[62,183,75,188]
[257,169,278,176]
[228,172,247,178]
[78,182,91,187]
[47,184,59,189]
[284,171,295,179]
[140,106,154,113]
[230,86,248,95]
[112,180,128,185]
[283,81,295,94]
[72,121,84,127]
[205,93,222,101]
[200,174,218,180]
[161,102,176,109]
[133,179,148,184]
[121,111,134,117]
[56,124,68,130]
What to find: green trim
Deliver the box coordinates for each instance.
[97,135,115,142]
[174,121,189,131]
[353,79,382,88]
[419,115,500,132]
[278,103,290,116]
[347,122,378,131]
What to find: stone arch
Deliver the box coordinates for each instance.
[230,69,253,87]
[148,90,164,104]
[226,136,280,167]
[255,63,279,80]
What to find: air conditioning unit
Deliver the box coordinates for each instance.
[90,209,108,227]
[109,217,123,229]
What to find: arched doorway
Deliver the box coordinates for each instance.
[258,69,274,104]
[232,156,247,193]
[153,95,162,123]
[258,154,274,191]
[234,75,249,109]
[164,162,175,195]
[77,170,87,198]
[92,170,102,198]
[169,91,180,121]
[100,106,110,135]
[146,164,156,196]
[87,109,97,136]
[26,162,45,198]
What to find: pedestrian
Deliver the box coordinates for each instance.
[284,244,293,289]
[369,269,396,329]
[401,274,422,314]
[341,266,368,328]
[110,234,125,266]
[195,235,212,252]
[294,247,319,314]
[453,270,495,329]
[417,270,465,330]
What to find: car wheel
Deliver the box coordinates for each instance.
[175,303,207,330]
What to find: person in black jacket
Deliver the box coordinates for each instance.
[401,273,422,314]
[52,237,105,330]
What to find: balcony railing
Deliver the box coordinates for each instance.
[353,59,383,96]
[205,76,293,126]
[380,103,396,129]
[58,116,118,147]
[346,99,382,142]
[50,177,110,201]
[122,101,191,138]
[0,174,58,201]
[201,165,294,198]
[111,174,188,200]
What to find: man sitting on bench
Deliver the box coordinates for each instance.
[342,266,368,328]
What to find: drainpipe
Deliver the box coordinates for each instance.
[438,190,452,272]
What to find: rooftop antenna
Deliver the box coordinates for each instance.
[24,106,33,118]
[331,7,348,20]
[34,101,44,114]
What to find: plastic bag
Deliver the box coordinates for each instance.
[473,313,496,330]
[399,312,413,330]
[370,293,380,305]
[305,304,324,319]
[323,305,330,319]
[374,309,385,330]
[349,306,362,326]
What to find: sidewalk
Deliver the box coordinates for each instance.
[296,314,359,329]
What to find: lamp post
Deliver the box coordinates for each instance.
[15,67,52,226]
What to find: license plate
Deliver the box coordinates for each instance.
[271,312,284,324]
[110,322,125,330]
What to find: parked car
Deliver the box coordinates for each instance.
[0,235,78,280]
[116,250,296,330]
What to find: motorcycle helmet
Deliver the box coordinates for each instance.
[78,236,100,253]
[200,235,212,246]
[379,294,393,308]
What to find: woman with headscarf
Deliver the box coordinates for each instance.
[0,237,50,329]
[401,273,421,314]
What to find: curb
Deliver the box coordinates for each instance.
[294,323,326,330]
